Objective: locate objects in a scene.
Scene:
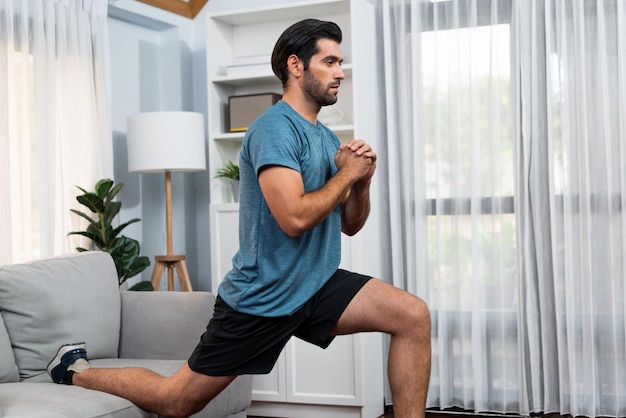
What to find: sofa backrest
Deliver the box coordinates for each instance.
[0,251,121,380]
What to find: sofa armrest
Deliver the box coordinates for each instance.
[118,291,215,360]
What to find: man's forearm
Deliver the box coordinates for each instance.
[341,179,371,236]
[281,167,362,237]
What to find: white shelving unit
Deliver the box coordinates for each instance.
[206,1,384,417]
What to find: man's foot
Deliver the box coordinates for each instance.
[47,342,90,384]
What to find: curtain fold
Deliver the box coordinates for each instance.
[381,0,626,416]
[0,0,112,264]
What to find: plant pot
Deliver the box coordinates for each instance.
[230,180,240,202]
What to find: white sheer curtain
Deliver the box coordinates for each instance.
[381,0,626,416]
[517,1,626,416]
[0,0,112,265]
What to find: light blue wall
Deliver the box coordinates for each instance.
[108,1,211,290]
[107,0,305,291]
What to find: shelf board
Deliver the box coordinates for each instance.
[208,0,350,25]
[212,124,354,143]
[210,202,239,210]
[213,132,245,142]
[212,65,353,88]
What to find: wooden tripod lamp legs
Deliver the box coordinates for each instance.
[148,171,194,292]
[150,255,193,291]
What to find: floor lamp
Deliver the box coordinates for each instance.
[126,111,206,291]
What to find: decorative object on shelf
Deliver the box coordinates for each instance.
[126,111,206,291]
[228,93,282,132]
[214,160,240,181]
[318,104,347,126]
[214,160,240,202]
[68,178,152,291]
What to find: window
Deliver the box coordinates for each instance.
[415,0,520,407]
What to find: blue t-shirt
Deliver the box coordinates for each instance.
[217,101,342,317]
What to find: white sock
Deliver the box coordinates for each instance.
[68,358,91,373]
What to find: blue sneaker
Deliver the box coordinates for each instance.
[47,342,90,384]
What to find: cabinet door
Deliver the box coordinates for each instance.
[209,203,239,289]
[252,352,287,402]
[287,335,361,405]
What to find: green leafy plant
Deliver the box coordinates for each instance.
[214,160,240,181]
[68,178,152,291]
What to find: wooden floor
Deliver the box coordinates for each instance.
[379,408,493,418]
[380,410,529,418]
[254,407,516,418]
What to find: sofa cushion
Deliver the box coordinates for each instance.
[91,359,253,418]
[89,359,253,418]
[0,382,153,418]
[0,313,19,383]
[0,252,121,379]
[22,358,253,418]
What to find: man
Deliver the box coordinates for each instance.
[48,19,431,418]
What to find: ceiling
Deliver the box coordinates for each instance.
[137,0,209,19]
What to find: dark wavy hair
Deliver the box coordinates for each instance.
[271,19,342,88]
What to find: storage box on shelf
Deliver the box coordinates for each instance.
[228,93,282,132]
[206,1,384,417]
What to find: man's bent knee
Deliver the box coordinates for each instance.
[159,369,235,418]
[408,297,431,336]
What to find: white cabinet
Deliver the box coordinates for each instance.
[207,1,383,417]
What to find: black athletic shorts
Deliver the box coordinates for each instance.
[187,269,371,376]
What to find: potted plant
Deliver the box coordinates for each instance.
[214,160,240,202]
[68,178,152,291]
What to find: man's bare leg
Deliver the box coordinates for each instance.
[333,278,431,418]
[73,363,235,418]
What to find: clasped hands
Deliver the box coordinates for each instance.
[334,139,377,183]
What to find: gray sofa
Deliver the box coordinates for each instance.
[0,251,252,418]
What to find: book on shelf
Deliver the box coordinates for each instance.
[223,55,272,77]
[225,62,272,77]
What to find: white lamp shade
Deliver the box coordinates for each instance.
[126,111,206,173]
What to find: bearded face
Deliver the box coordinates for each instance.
[302,66,340,107]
